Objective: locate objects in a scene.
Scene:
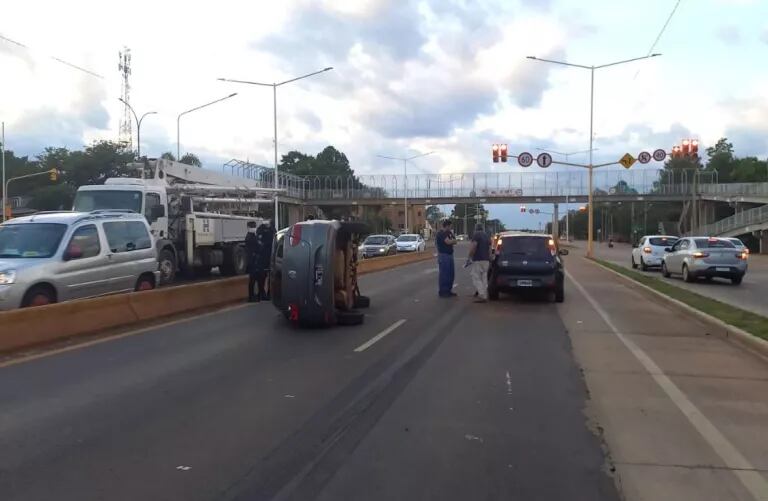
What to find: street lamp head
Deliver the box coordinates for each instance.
[650,53,662,57]
[526,56,537,60]
[323,67,334,72]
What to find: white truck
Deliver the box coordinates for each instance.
[73,158,279,284]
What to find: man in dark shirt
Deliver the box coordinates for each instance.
[254,221,275,301]
[468,223,491,302]
[245,221,259,302]
[435,219,457,297]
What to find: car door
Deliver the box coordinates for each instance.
[670,239,689,273]
[56,223,113,300]
[633,237,645,262]
[103,220,155,292]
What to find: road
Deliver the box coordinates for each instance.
[1,244,767,501]
[588,240,768,317]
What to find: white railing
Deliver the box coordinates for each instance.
[696,204,768,236]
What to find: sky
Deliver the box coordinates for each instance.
[1,0,767,228]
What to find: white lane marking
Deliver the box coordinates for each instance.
[354,319,407,353]
[176,466,192,471]
[505,371,513,396]
[422,268,438,274]
[567,270,768,501]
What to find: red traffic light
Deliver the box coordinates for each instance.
[681,139,690,156]
[500,144,508,163]
[519,205,526,213]
[690,139,699,157]
[492,144,500,163]
[671,145,681,158]
[578,206,587,213]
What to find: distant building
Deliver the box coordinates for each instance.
[1,196,38,219]
[379,204,427,233]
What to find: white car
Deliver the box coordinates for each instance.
[632,235,678,271]
[395,234,426,252]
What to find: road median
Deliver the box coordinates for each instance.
[589,257,768,357]
[0,250,434,355]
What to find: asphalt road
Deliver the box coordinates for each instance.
[2,244,767,501]
[588,240,768,317]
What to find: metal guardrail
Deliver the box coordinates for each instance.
[699,182,768,198]
[696,204,768,236]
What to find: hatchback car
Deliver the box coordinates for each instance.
[359,234,397,258]
[488,232,568,302]
[271,219,370,327]
[632,235,678,271]
[0,211,160,310]
[395,234,426,252]
[661,236,748,285]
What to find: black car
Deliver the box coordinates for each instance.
[488,233,568,302]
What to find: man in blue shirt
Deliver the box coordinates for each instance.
[435,219,457,297]
[468,223,491,302]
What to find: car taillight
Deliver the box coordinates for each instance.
[643,247,652,254]
[737,252,748,260]
[289,224,303,246]
[288,303,299,322]
[743,248,750,255]
[692,251,709,258]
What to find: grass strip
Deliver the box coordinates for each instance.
[592,258,768,341]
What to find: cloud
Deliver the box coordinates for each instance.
[761,28,768,45]
[716,25,742,45]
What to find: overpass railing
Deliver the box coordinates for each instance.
[302,169,717,201]
[699,182,768,198]
[222,159,307,199]
[695,204,768,237]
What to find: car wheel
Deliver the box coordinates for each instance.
[731,275,743,285]
[135,274,156,291]
[158,248,177,285]
[21,284,57,308]
[682,264,695,283]
[555,281,565,303]
[488,281,499,301]
[353,295,371,308]
[631,256,637,269]
[640,258,649,272]
[336,309,365,326]
[661,261,671,278]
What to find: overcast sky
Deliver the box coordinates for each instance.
[1,0,767,227]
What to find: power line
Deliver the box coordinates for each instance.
[634,0,682,79]
[0,33,104,79]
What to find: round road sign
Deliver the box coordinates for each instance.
[652,149,667,162]
[528,208,534,214]
[535,209,540,215]
[638,151,651,164]
[518,152,533,168]
[536,152,553,168]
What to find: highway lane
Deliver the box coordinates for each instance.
[589,241,768,317]
[0,247,619,501]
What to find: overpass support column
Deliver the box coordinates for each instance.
[760,230,768,255]
[553,203,559,241]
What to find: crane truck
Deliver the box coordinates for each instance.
[73,158,280,284]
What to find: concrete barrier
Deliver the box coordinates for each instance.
[0,249,434,354]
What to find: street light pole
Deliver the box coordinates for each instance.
[218,67,333,228]
[1,122,5,222]
[119,98,157,159]
[527,53,661,257]
[377,151,434,233]
[177,93,238,159]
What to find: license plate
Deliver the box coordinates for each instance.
[716,267,730,272]
[517,279,533,287]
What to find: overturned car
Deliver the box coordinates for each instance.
[271,220,370,327]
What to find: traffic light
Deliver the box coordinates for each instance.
[499,144,508,163]
[672,139,699,159]
[690,139,699,157]
[579,206,587,213]
[492,144,500,163]
[681,139,690,157]
[519,205,526,213]
[671,145,682,159]
[49,169,58,182]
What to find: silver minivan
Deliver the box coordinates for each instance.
[0,211,160,309]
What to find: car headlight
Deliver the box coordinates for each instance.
[0,270,17,285]
[379,248,386,252]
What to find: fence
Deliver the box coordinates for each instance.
[695,204,768,237]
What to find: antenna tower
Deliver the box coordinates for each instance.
[118,47,132,150]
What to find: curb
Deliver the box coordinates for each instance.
[587,257,768,361]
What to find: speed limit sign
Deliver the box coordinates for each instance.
[518,152,533,167]
[652,149,667,162]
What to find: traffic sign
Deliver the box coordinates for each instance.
[638,151,651,164]
[528,208,534,214]
[518,152,533,168]
[536,152,553,168]
[652,149,667,162]
[535,209,540,215]
[619,153,636,169]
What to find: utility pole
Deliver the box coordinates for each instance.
[1,122,5,222]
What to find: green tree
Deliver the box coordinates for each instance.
[451,203,486,234]
[160,152,176,161]
[425,205,441,226]
[179,153,201,167]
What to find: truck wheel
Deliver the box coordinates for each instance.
[221,245,247,276]
[336,310,364,326]
[354,295,371,308]
[158,249,177,285]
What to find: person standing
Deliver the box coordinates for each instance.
[467,223,491,303]
[245,221,260,302]
[254,220,276,301]
[435,219,457,298]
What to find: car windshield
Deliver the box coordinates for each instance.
[649,237,677,246]
[500,236,552,257]
[397,235,417,241]
[728,239,744,247]
[364,236,388,245]
[0,223,67,258]
[73,190,142,213]
[694,238,735,248]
